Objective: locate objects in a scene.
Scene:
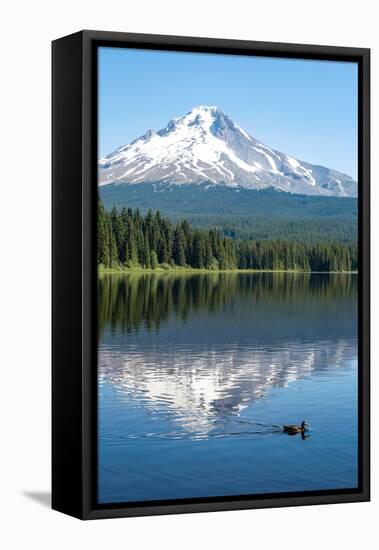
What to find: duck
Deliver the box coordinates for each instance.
[282,420,309,435]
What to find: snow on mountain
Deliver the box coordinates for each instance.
[98,106,357,197]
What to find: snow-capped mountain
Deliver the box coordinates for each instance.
[99,106,357,197]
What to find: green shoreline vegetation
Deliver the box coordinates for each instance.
[98,198,358,273]
[98,266,357,275]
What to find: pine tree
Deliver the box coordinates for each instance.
[192,231,204,268]
[204,234,213,269]
[108,218,118,267]
[110,206,126,263]
[97,198,110,267]
[150,250,158,269]
[173,226,186,266]
[143,232,151,268]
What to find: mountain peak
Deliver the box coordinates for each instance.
[189,105,220,113]
[99,107,357,197]
[183,105,230,125]
[186,105,222,118]
[156,105,229,137]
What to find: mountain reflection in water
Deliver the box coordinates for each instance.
[98,272,357,441]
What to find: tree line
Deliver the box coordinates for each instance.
[98,199,357,272]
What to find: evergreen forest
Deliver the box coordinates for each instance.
[98,199,357,272]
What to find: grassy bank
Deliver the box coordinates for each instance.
[98,265,357,275]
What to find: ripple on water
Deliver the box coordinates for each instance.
[99,338,356,441]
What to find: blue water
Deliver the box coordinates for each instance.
[98,272,358,504]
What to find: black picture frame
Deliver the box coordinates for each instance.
[52,30,370,520]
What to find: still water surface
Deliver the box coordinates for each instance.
[98,272,358,504]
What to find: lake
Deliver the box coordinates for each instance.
[98,272,358,504]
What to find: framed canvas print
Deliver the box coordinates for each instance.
[52,30,370,519]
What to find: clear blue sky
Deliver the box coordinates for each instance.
[99,47,358,178]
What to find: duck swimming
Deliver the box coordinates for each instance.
[282,420,309,435]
